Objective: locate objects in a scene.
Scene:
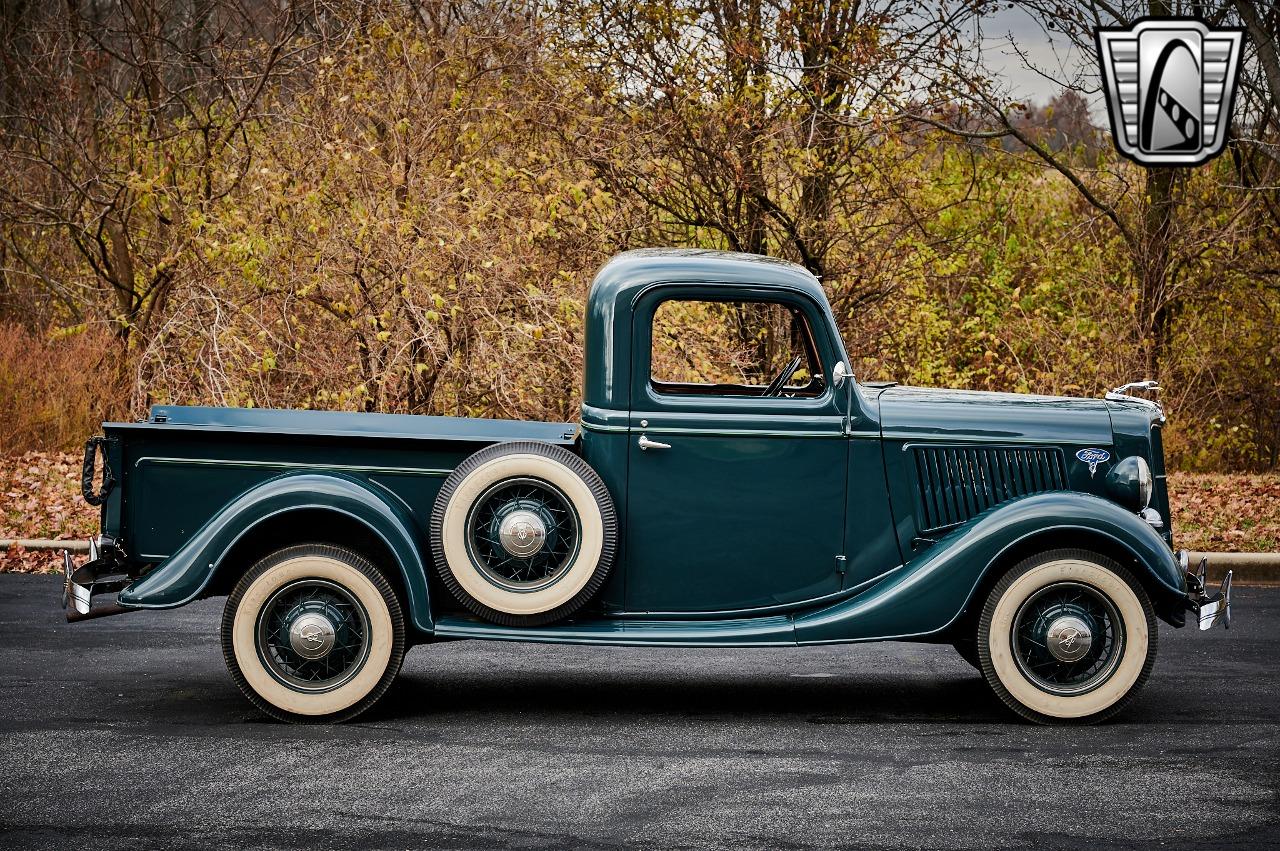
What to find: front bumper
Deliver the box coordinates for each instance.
[62,537,132,622]
[1179,550,1232,631]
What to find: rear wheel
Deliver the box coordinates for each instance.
[221,544,405,723]
[977,549,1157,724]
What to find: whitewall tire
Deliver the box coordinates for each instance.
[430,441,617,627]
[221,544,406,723]
[977,549,1157,724]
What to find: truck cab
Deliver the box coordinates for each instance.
[577,249,897,615]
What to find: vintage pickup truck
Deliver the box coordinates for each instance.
[65,249,1231,724]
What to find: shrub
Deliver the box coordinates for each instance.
[0,324,126,455]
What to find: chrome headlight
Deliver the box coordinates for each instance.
[1137,457,1153,508]
[1106,456,1152,511]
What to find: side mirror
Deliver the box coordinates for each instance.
[832,361,851,387]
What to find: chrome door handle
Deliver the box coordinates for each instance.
[637,434,670,451]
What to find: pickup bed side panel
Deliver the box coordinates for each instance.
[104,422,557,563]
[117,472,437,632]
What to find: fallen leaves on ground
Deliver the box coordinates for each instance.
[1168,472,1280,553]
[2,450,98,574]
[1,452,1277,575]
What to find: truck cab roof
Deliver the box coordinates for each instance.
[583,249,836,413]
[587,248,825,306]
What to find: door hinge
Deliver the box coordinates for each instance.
[835,555,847,575]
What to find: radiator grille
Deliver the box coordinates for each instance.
[912,445,1068,532]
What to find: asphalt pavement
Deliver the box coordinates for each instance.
[0,573,1277,850]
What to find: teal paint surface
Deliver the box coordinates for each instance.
[577,427,630,611]
[138,405,577,444]
[623,423,849,611]
[430,490,1183,648]
[793,490,1184,645]
[844,436,903,584]
[433,613,795,646]
[117,472,436,632]
[622,278,852,611]
[582,249,844,413]
[879,385,1121,559]
[90,249,1184,647]
[105,421,476,561]
[1108,399,1173,547]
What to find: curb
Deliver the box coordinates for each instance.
[1186,551,1280,585]
[1,538,90,553]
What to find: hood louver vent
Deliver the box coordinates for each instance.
[913,445,1068,533]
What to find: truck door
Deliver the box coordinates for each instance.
[623,285,850,613]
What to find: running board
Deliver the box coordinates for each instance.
[432,614,796,647]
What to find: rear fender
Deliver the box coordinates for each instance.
[794,491,1184,644]
[117,473,433,632]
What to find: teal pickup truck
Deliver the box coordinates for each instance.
[66,249,1230,724]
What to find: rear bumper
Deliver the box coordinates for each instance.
[1179,550,1232,631]
[62,537,133,622]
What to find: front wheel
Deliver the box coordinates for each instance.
[977,549,1157,725]
[221,544,406,723]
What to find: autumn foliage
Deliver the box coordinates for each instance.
[1,1,1278,471]
[0,325,126,454]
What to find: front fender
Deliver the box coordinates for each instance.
[117,473,433,633]
[794,491,1183,644]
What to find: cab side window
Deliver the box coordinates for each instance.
[650,298,825,397]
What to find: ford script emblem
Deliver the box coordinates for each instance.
[1076,448,1111,477]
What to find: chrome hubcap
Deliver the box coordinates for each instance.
[466,477,581,591]
[257,578,370,693]
[288,612,337,660]
[498,510,548,557]
[1011,580,1124,696]
[1045,615,1093,662]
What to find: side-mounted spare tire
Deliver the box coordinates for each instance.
[430,440,618,627]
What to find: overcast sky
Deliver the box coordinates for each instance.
[979,5,1106,117]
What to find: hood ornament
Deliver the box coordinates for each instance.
[1106,379,1160,399]
[1105,380,1165,422]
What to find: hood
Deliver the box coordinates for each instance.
[875,385,1120,558]
[875,386,1114,447]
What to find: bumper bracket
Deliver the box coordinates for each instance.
[62,537,133,622]
[1181,552,1232,631]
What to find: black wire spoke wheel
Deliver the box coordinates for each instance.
[976,548,1158,725]
[430,440,618,627]
[255,578,372,693]
[223,544,406,723]
[465,477,581,592]
[1011,581,1125,697]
